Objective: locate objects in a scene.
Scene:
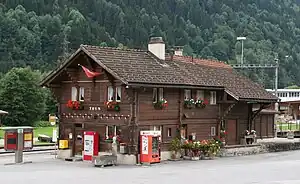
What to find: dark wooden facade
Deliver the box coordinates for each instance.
[42,45,278,158]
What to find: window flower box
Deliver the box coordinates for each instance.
[195,99,209,108]
[153,98,168,110]
[184,99,195,109]
[66,100,84,110]
[106,101,120,112]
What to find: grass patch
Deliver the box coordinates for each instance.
[276,122,300,131]
[0,126,56,139]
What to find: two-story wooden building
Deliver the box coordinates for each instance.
[40,37,278,164]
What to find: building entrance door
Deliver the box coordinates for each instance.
[73,124,83,156]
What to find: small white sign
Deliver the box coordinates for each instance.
[24,140,32,148]
[52,128,57,143]
[84,135,94,156]
[142,136,148,155]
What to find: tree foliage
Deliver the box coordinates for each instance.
[1,1,300,88]
[0,67,46,126]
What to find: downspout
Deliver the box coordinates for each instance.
[133,89,139,164]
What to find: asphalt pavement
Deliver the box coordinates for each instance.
[1,151,300,184]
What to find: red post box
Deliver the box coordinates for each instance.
[83,131,99,161]
[4,132,17,151]
[140,130,161,164]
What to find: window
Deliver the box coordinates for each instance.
[71,87,77,101]
[105,125,121,138]
[116,86,122,102]
[107,86,114,101]
[153,88,158,103]
[210,127,216,137]
[196,90,204,100]
[79,87,84,101]
[151,125,162,141]
[167,128,172,137]
[210,91,217,105]
[184,89,191,100]
[158,88,164,100]
[153,88,164,102]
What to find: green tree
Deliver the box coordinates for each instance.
[0,67,46,126]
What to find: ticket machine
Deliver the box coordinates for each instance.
[140,130,161,164]
[83,131,99,161]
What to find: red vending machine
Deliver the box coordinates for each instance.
[83,131,99,161]
[140,130,161,164]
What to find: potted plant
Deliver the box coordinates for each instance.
[191,141,202,160]
[169,138,182,160]
[220,129,227,145]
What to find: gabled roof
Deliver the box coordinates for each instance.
[40,45,278,102]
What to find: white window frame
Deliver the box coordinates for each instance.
[79,87,84,101]
[158,88,164,100]
[210,126,216,136]
[167,128,172,137]
[151,125,162,141]
[107,86,114,102]
[116,86,122,102]
[153,88,158,103]
[184,89,191,100]
[71,87,77,101]
[210,91,217,105]
[196,90,204,100]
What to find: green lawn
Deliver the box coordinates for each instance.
[276,122,300,131]
[0,126,54,139]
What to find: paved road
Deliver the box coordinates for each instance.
[1,151,300,184]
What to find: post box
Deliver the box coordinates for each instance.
[83,131,99,161]
[2,126,33,151]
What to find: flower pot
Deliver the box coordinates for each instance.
[191,157,200,161]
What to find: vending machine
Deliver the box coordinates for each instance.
[140,130,161,164]
[83,131,99,161]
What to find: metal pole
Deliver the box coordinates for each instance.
[15,129,24,163]
[241,40,244,64]
[275,58,279,97]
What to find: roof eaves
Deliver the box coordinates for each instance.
[80,45,128,85]
[39,47,83,86]
[224,89,239,100]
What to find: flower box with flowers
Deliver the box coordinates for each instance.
[153,98,168,110]
[66,100,84,110]
[195,99,209,108]
[184,99,195,109]
[105,101,120,112]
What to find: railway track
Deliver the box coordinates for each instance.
[0,143,56,155]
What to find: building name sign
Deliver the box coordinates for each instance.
[89,107,101,111]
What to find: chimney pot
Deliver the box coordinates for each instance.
[174,46,183,56]
[148,37,165,60]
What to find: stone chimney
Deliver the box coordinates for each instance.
[174,46,183,56]
[148,37,165,60]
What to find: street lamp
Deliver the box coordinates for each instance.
[237,37,246,64]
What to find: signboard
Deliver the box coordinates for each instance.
[49,115,57,126]
[141,135,148,154]
[84,135,94,156]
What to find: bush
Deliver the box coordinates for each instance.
[34,121,51,127]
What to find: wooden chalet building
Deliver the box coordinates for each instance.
[40,37,278,164]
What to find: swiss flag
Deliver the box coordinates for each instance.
[78,64,101,78]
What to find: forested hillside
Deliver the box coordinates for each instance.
[1,0,300,88]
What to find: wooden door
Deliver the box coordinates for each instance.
[226,120,237,145]
[73,124,83,156]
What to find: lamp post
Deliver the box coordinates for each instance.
[237,37,246,64]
